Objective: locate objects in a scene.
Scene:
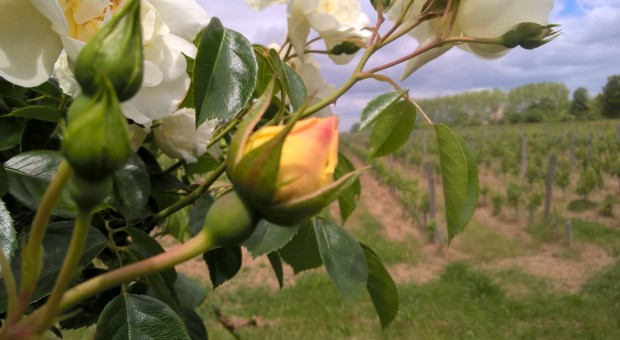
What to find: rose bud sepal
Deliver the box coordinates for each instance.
[61,77,132,182]
[74,0,143,101]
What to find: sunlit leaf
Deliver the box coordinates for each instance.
[360,91,404,129]
[368,100,416,160]
[194,17,257,125]
[434,123,479,242]
[0,200,16,259]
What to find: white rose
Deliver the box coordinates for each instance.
[153,109,219,163]
[0,0,209,127]
[245,0,371,64]
[386,0,554,79]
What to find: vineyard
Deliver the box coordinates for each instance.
[60,119,620,339]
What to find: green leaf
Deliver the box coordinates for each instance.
[269,49,307,110]
[267,252,284,289]
[126,228,177,287]
[9,106,61,122]
[194,17,257,125]
[127,229,181,316]
[254,48,278,97]
[188,194,213,236]
[244,220,299,258]
[184,153,221,178]
[279,221,322,274]
[360,92,404,129]
[174,273,207,310]
[434,123,479,242]
[32,80,62,100]
[112,154,150,221]
[0,222,107,312]
[95,293,190,340]
[334,152,361,223]
[203,246,242,288]
[0,164,8,197]
[0,117,22,150]
[313,219,368,302]
[4,151,77,218]
[179,55,196,109]
[20,119,58,152]
[182,307,208,340]
[361,243,399,328]
[368,100,416,160]
[0,200,16,259]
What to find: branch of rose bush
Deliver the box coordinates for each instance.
[28,210,93,334]
[8,160,73,327]
[143,162,227,230]
[407,96,434,126]
[31,229,215,332]
[301,43,376,118]
[380,1,431,46]
[359,72,403,93]
[441,0,459,40]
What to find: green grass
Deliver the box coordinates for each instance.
[529,218,620,254]
[200,261,620,339]
[345,206,421,264]
[454,222,531,263]
[60,260,620,339]
[568,199,599,212]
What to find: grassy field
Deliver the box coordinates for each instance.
[63,207,620,339]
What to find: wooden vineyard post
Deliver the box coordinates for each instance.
[422,132,428,171]
[520,131,527,179]
[544,154,557,221]
[389,155,395,194]
[426,162,436,221]
[588,133,594,164]
[569,130,575,165]
[565,220,572,247]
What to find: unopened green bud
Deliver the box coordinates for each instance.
[62,78,132,182]
[203,190,258,246]
[330,40,362,56]
[501,22,560,50]
[68,176,112,212]
[75,0,143,101]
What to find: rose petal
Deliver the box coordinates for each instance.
[245,0,286,11]
[125,69,190,122]
[459,0,553,38]
[148,0,210,41]
[0,0,63,87]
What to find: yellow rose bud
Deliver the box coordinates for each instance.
[244,116,339,203]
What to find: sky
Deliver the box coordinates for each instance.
[197,0,620,130]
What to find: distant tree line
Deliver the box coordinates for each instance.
[411,75,620,126]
